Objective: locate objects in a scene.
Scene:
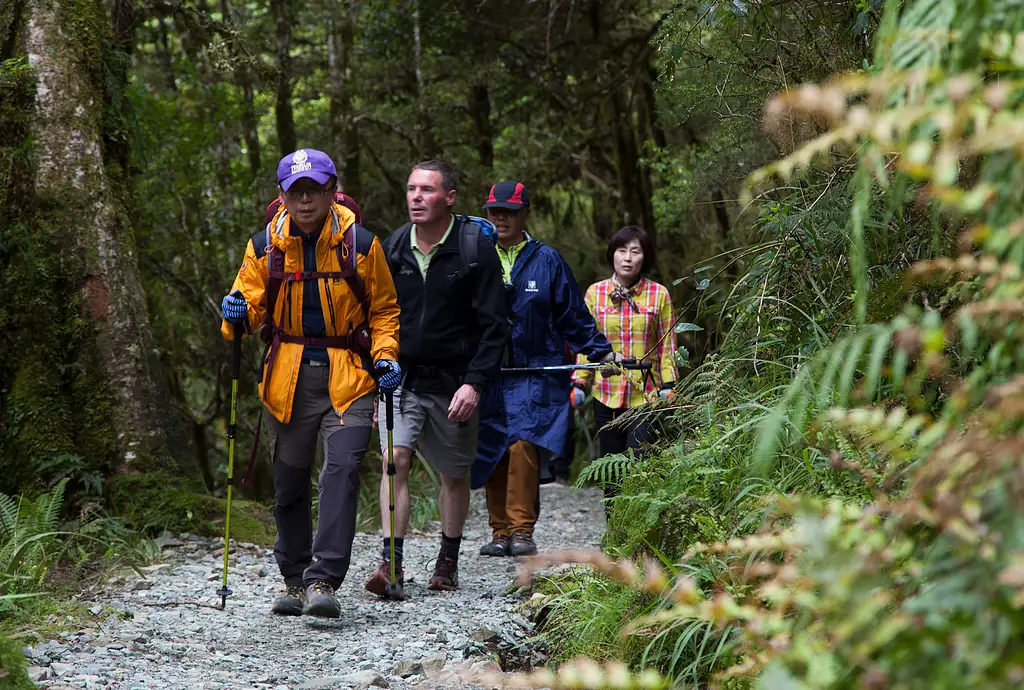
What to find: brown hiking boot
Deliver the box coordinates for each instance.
[479,535,510,557]
[427,554,459,591]
[364,559,405,597]
[509,531,538,556]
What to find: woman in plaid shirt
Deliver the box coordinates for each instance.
[572,226,677,509]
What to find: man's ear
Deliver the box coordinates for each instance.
[446,188,458,208]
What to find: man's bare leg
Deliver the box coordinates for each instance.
[366,445,412,594]
[439,473,470,537]
[380,445,413,538]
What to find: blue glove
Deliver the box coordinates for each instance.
[221,292,248,325]
[374,359,402,393]
[570,386,586,409]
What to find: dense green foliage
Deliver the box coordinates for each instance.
[517,0,1024,688]
[6,1,1024,687]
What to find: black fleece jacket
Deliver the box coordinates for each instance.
[382,215,508,391]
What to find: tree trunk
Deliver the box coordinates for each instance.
[328,0,361,200]
[156,17,177,92]
[272,0,296,156]
[221,0,260,181]
[610,84,657,243]
[411,0,436,159]
[10,0,188,475]
[469,82,494,168]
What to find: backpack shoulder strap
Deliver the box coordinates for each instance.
[337,224,368,307]
[386,223,414,271]
[263,224,285,330]
[456,216,480,272]
[250,227,271,260]
[351,223,375,257]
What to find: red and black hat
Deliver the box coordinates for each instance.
[483,180,530,210]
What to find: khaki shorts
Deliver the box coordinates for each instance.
[377,383,478,478]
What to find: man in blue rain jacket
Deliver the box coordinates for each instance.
[472,180,619,557]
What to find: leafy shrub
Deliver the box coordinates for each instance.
[520,0,1024,687]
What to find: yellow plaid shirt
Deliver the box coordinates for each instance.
[573,277,677,409]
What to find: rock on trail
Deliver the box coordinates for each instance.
[24,484,604,689]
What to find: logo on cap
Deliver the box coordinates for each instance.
[291,149,312,175]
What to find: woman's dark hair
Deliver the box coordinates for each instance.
[606,225,655,274]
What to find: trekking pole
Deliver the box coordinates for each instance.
[501,359,652,375]
[383,389,405,600]
[217,295,243,610]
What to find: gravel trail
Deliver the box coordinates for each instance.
[24,483,603,689]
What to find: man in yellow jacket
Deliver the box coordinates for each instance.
[220,149,400,618]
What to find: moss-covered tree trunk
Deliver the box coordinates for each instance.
[0,0,190,492]
[328,0,361,200]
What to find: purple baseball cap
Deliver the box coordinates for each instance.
[277,149,337,191]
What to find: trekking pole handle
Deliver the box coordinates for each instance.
[385,390,394,433]
[620,358,652,371]
[230,291,243,381]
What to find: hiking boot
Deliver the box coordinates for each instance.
[271,584,305,616]
[509,531,538,556]
[427,554,459,591]
[479,535,510,557]
[364,559,405,597]
[302,581,341,618]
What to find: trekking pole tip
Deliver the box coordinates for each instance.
[216,586,232,610]
[385,582,406,601]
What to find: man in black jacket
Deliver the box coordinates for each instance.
[366,160,507,594]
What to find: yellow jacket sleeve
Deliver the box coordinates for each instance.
[656,286,678,385]
[572,284,598,390]
[221,238,268,340]
[365,237,400,362]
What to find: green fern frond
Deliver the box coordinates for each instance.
[576,454,637,489]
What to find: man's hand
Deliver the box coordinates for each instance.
[570,386,586,409]
[374,359,402,393]
[448,384,480,422]
[221,291,248,325]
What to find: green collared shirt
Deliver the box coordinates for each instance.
[497,232,531,284]
[410,214,455,280]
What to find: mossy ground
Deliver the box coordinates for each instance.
[109,473,276,546]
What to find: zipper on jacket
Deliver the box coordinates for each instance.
[417,256,429,361]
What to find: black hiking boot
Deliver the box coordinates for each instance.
[302,581,341,618]
[509,531,538,556]
[271,584,305,616]
[479,535,510,557]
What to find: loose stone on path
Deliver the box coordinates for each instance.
[24,483,604,689]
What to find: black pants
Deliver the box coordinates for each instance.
[593,400,655,512]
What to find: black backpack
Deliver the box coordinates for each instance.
[385,215,497,282]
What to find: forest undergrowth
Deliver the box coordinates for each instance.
[517,0,1024,688]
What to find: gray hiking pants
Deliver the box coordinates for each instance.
[267,360,374,589]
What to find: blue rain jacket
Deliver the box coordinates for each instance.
[471,238,611,488]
